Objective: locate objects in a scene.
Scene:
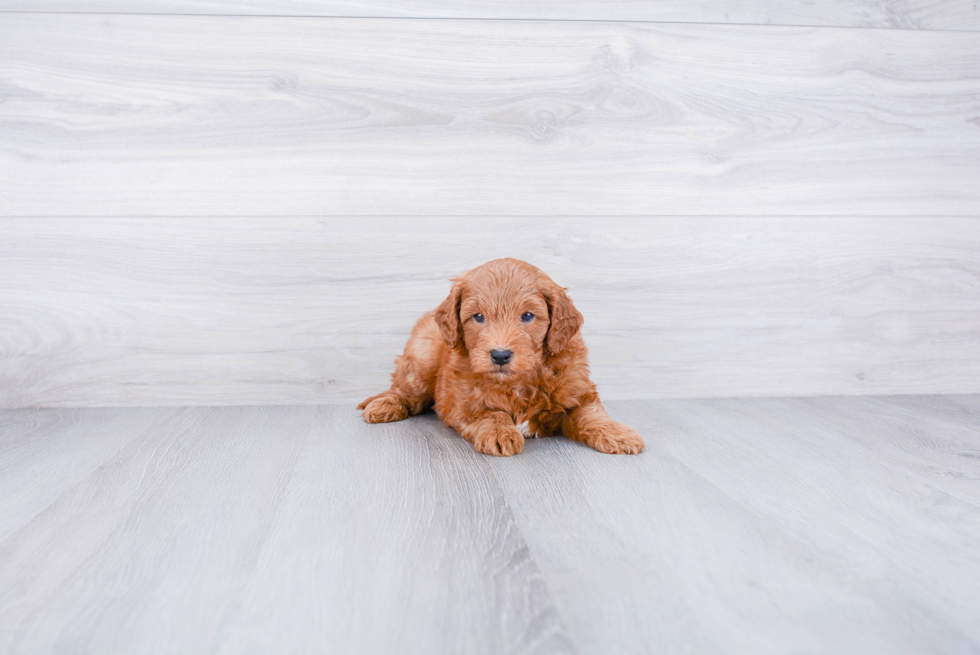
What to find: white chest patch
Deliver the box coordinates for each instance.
[518,420,537,439]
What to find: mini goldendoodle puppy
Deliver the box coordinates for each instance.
[358,258,644,456]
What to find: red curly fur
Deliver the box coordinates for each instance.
[357,258,644,457]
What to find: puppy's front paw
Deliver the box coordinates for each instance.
[587,422,645,455]
[473,424,525,457]
[359,395,409,423]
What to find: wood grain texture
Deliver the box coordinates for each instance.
[0,405,571,655]
[487,396,980,654]
[2,216,978,408]
[2,0,979,31]
[3,15,980,217]
[0,408,175,542]
[1,397,978,653]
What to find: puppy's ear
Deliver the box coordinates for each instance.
[543,283,584,356]
[434,280,464,348]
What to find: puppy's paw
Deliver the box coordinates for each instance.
[360,395,409,423]
[586,422,645,455]
[473,424,525,457]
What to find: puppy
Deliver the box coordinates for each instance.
[358,258,644,456]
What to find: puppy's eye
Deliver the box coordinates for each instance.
[521,312,535,323]
[473,313,485,323]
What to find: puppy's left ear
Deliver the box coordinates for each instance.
[543,283,584,356]
[434,279,464,348]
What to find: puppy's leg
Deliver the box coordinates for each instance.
[358,314,444,424]
[457,412,525,457]
[562,401,644,455]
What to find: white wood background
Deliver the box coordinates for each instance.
[1,5,979,407]
[2,0,979,31]
[1,217,978,407]
[3,16,980,217]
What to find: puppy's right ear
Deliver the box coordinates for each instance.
[434,280,464,348]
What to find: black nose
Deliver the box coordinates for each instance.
[490,349,512,366]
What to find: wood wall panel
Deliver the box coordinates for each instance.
[2,216,977,408]
[2,16,979,217]
[2,0,979,31]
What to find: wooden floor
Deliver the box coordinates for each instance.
[1,396,978,654]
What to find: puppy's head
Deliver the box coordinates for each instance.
[433,258,583,379]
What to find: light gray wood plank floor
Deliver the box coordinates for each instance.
[1,396,978,654]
